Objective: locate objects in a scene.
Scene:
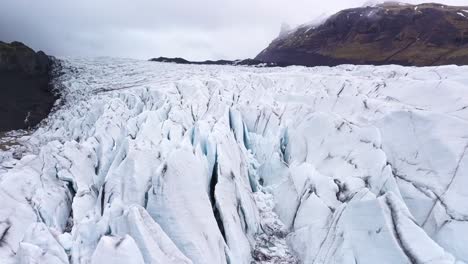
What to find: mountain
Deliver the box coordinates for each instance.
[149,57,278,67]
[256,2,468,66]
[0,41,57,132]
[1,58,468,263]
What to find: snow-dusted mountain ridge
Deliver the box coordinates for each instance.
[1,57,468,263]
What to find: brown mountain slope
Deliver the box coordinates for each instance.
[256,2,468,66]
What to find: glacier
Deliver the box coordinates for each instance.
[1,57,468,264]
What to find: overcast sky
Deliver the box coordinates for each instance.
[1,0,467,60]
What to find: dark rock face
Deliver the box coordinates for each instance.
[150,57,192,64]
[150,57,278,67]
[0,41,56,132]
[256,3,468,66]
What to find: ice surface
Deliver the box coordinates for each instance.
[1,58,468,263]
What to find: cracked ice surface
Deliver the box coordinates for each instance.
[1,57,468,263]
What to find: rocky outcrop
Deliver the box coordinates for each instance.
[0,41,56,131]
[150,57,277,67]
[256,3,468,66]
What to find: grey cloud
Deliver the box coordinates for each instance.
[1,0,467,60]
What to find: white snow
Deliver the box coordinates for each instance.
[1,58,468,263]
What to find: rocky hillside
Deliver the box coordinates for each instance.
[256,3,468,66]
[0,41,56,131]
[150,57,277,67]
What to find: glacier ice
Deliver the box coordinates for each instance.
[1,58,468,263]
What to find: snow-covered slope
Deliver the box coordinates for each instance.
[1,58,468,264]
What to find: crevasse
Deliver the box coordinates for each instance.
[1,58,468,264]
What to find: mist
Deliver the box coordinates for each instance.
[1,0,467,60]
